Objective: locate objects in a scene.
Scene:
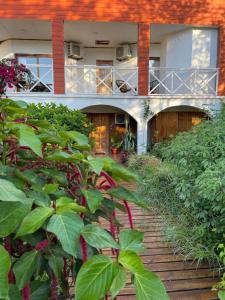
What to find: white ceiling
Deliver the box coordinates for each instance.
[0,19,203,46]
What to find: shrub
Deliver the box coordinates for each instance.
[0,98,168,300]
[27,102,94,136]
[129,107,225,264]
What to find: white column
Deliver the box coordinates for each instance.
[136,119,148,154]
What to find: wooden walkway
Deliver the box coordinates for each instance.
[115,183,219,300]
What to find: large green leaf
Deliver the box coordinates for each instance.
[30,280,50,300]
[14,250,40,290]
[0,245,11,298]
[119,229,144,253]
[107,186,146,207]
[46,151,84,162]
[219,291,225,300]
[62,131,89,146]
[56,197,87,214]
[134,269,169,300]
[110,266,127,299]
[0,201,32,237]
[46,212,84,256]
[42,183,59,194]
[8,284,22,300]
[16,207,54,237]
[48,255,64,279]
[87,157,104,175]
[75,255,119,300]
[0,178,27,203]
[81,189,103,213]
[118,250,144,273]
[17,123,42,157]
[81,224,118,249]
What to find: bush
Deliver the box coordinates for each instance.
[0,98,168,300]
[28,102,94,136]
[129,107,225,265]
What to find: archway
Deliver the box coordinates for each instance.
[82,105,137,155]
[147,105,208,149]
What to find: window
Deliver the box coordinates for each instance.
[16,54,53,92]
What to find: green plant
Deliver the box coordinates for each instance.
[27,102,94,136]
[122,129,136,153]
[110,132,123,149]
[0,98,168,300]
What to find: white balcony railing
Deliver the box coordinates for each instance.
[9,64,53,93]
[65,65,138,95]
[149,68,218,96]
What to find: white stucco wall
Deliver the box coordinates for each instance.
[160,28,218,68]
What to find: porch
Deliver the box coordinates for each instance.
[0,19,220,98]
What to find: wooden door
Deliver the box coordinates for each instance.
[90,114,110,154]
[96,60,113,95]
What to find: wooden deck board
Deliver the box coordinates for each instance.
[113,182,219,300]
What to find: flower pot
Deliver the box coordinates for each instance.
[111,148,118,155]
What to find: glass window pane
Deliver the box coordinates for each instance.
[39,57,52,64]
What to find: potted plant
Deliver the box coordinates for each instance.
[121,129,136,163]
[110,132,122,154]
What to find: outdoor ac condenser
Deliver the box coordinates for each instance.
[116,45,132,61]
[65,42,83,60]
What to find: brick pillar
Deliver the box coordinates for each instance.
[138,23,150,96]
[52,18,65,94]
[218,25,225,96]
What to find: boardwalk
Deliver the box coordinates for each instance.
[115,183,219,300]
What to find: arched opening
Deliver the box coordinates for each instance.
[82,105,137,155]
[147,105,208,149]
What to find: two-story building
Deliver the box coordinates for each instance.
[0,1,224,154]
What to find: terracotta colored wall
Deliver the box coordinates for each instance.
[1,0,224,95]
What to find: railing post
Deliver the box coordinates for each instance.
[52,18,65,94]
[217,25,225,96]
[138,23,150,96]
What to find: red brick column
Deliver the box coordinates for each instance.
[138,23,150,96]
[52,18,65,94]
[218,25,225,96]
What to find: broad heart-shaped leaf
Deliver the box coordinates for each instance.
[16,207,54,237]
[0,245,11,298]
[0,201,32,237]
[47,151,84,162]
[75,255,119,300]
[48,255,64,279]
[107,186,147,208]
[16,123,42,157]
[119,229,144,253]
[118,250,144,273]
[134,269,169,300]
[110,265,127,299]
[81,224,118,249]
[14,250,40,290]
[87,156,104,175]
[42,183,59,194]
[8,284,22,300]
[30,280,50,300]
[46,212,84,257]
[56,197,87,214]
[0,178,27,203]
[81,189,103,213]
[61,130,89,146]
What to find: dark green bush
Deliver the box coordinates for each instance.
[129,106,225,264]
[28,102,94,135]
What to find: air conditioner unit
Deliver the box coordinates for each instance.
[116,45,132,61]
[65,42,83,60]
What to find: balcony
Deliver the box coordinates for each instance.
[7,63,219,97]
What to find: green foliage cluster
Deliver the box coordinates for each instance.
[129,107,225,266]
[27,102,94,136]
[0,98,168,300]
